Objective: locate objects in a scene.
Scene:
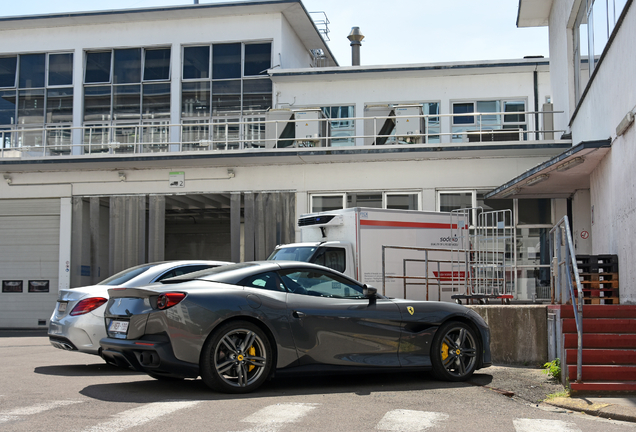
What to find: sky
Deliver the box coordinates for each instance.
[1,0,549,66]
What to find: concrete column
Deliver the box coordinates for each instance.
[148,195,166,262]
[71,48,84,155]
[89,197,101,285]
[230,193,241,263]
[170,42,182,151]
[244,193,255,261]
[70,197,84,287]
[572,190,592,254]
[57,198,72,291]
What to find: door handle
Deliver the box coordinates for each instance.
[292,310,306,319]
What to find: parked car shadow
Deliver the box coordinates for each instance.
[34,363,144,377]
[77,370,495,403]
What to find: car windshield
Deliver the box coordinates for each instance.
[97,263,159,286]
[160,262,259,283]
[268,246,317,262]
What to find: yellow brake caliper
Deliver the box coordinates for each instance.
[248,346,256,372]
[441,342,449,360]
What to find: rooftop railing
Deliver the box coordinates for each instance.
[0,110,567,159]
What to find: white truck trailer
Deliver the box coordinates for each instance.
[268,207,469,301]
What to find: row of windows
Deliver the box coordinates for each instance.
[0,53,73,89]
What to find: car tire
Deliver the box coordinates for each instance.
[431,321,480,382]
[200,320,272,394]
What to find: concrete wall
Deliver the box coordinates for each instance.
[468,305,548,365]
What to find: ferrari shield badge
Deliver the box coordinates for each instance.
[407,306,415,315]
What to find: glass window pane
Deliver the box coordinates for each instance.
[182,81,210,117]
[18,89,45,124]
[517,198,551,225]
[242,78,272,112]
[85,52,111,84]
[46,88,73,123]
[84,85,111,121]
[183,46,209,80]
[476,100,501,127]
[439,192,472,212]
[212,79,241,114]
[347,193,382,208]
[387,194,419,210]
[312,195,344,212]
[48,53,73,86]
[244,43,271,76]
[0,57,17,88]
[453,102,474,124]
[19,54,46,88]
[113,48,141,84]
[504,101,526,123]
[143,83,170,119]
[212,43,241,79]
[113,84,141,120]
[476,193,513,213]
[0,90,17,125]
[144,48,170,81]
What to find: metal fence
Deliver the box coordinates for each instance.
[0,110,566,159]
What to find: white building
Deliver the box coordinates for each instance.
[491,0,635,304]
[0,0,573,328]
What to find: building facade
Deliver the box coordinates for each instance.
[0,0,574,328]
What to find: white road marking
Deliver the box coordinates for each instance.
[376,409,449,431]
[83,400,201,432]
[231,403,320,432]
[0,400,82,423]
[514,418,582,432]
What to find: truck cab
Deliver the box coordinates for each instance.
[268,241,356,279]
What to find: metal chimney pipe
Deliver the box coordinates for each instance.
[194,0,199,4]
[347,27,364,66]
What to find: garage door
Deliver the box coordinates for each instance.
[0,199,60,328]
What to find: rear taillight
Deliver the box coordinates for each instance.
[157,293,186,310]
[70,297,108,316]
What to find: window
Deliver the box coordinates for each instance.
[181,41,273,149]
[19,54,46,89]
[321,105,354,146]
[573,0,628,103]
[310,247,346,273]
[278,268,364,298]
[239,271,285,291]
[48,53,73,87]
[451,99,527,142]
[311,192,420,212]
[0,57,17,88]
[84,47,171,149]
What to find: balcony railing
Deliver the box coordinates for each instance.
[0,110,566,159]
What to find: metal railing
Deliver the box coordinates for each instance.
[0,110,567,159]
[381,245,471,301]
[550,216,584,383]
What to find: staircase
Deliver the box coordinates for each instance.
[559,304,636,393]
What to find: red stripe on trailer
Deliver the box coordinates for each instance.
[360,220,460,229]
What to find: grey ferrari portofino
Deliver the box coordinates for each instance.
[100,261,491,393]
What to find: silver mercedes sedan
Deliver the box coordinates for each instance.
[48,260,231,360]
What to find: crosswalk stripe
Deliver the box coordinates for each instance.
[513,418,582,432]
[232,403,320,432]
[0,400,82,424]
[376,409,449,431]
[82,400,201,432]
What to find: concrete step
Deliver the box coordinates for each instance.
[556,305,636,319]
[570,381,636,393]
[564,333,636,348]
[565,348,636,365]
[562,318,636,333]
[568,365,636,381]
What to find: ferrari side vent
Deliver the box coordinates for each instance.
[298,214,343,227]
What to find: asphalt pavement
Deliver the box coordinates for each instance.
[479,364,636,423]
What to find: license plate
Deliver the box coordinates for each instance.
[109,320,129,333]
[57,302,67,313]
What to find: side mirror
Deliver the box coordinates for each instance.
[363,285,377,298]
